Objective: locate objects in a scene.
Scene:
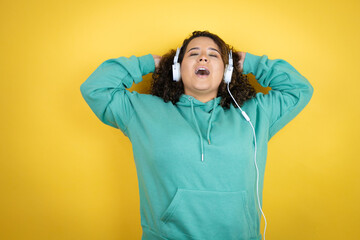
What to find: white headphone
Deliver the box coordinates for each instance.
[224,50,233,84]
[172,47,182,82]
[172,47,234,83]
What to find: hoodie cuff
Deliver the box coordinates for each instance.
[242,52,263,75]
[138,54,156,76]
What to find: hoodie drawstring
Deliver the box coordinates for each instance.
[189,97,217,162]
[206,99,217,145]
[190,98,204,162]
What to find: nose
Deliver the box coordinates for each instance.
[198,57,208,62]
[198,53,208,63]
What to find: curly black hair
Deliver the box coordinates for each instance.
[150,31,256,108]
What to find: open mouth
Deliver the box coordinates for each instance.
[195,67,210,77]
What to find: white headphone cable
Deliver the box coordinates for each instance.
[227,83,267,240]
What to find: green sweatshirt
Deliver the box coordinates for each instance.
[80,53,313,240]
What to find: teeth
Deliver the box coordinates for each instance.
[196,67,210,74]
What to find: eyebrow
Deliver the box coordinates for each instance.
[187,47,220,54]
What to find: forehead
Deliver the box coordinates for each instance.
[186,37,220,51]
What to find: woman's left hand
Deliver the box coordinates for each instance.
[152,54,162,70]
[236,52,246,72]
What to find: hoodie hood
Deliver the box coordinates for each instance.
[176,94,222,162]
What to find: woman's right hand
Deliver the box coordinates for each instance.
[152,54,162,70]
[236,52,246,72]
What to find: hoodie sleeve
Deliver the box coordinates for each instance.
[242,53,314,140]
[80,54,155,136]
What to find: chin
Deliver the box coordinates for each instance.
[192,84,212,92]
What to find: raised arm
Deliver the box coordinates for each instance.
[241,52,314,140]
[80,54,155,136]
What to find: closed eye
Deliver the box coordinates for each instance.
[189,53,218,57]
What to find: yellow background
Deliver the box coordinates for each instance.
[1,0,359,239]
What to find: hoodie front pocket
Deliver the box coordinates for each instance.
[160,188,256,240]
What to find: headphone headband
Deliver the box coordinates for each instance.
[228,50,233,66]
[174,47,181,64]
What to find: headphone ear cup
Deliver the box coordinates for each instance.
[172,47,182,82]
[224,64,233,84]
[172,62,181,82]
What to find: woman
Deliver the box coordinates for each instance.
[80,31,313,240]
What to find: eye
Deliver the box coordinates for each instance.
[190,53,198,56]
[209,54,218,57]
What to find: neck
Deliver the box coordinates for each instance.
[185,91,217,103]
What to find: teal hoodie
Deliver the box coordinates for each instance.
[80,53,313,240]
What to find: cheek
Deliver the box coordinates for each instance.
[180,61,191,76]
[214,65,225,80]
